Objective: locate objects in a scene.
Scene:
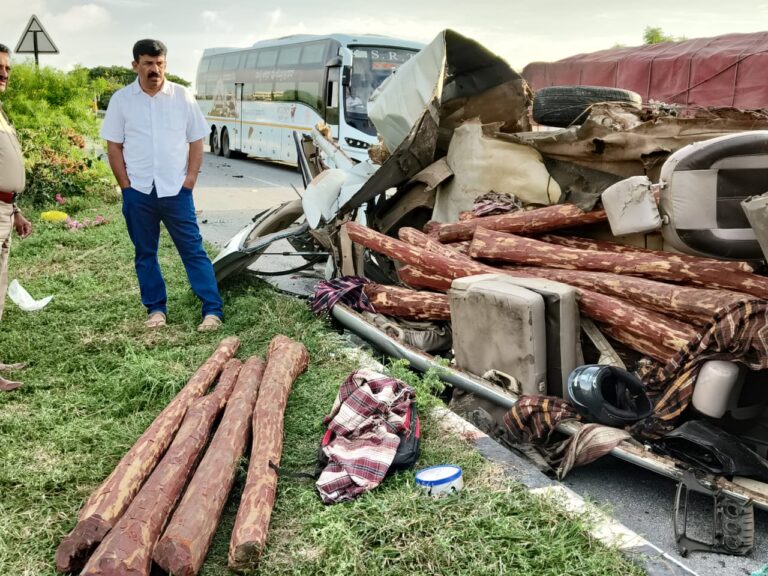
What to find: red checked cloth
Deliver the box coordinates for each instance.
[317,369,415,504]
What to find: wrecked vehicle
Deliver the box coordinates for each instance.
[213,28,768,558]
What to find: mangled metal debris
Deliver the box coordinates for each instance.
[211,28,768,556]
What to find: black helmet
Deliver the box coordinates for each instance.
[567,365,653,427]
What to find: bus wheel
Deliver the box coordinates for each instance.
[221,129,233,158]
[210,127,222,156]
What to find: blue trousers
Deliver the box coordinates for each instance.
[122,186,223,320]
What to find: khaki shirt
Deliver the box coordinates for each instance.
[0,104,25,194]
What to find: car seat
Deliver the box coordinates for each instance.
[658,130,768,260]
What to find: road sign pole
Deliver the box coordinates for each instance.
[33,31,39,66]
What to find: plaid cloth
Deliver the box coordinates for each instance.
[632,298,768,439]
[472,191,524,218]
[317,369,415,504]
[502,395,579,444]
[310,276,375,315]
[502,396,631,479]
[543,423,631,479]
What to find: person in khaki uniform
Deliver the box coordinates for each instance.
[0,44,32,391]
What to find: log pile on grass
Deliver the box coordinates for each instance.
[55,335,309,575]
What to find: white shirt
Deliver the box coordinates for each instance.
[100,78,209,198]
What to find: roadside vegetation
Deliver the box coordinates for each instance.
[0,67,643,575]
[2,63,116,207]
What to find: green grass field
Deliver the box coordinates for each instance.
[0,199,643,575]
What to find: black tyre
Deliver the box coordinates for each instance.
[210,127,221,156]
[220,128,231,158]
[532,85,642,128]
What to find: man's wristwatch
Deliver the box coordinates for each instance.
[11,204,19,216]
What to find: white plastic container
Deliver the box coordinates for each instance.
[691,360,743,418]
[415,465,464,497]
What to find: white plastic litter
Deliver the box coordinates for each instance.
[6,279,53,312]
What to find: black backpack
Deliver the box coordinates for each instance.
[271,404,421,481]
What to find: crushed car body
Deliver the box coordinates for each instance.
[212,28,768,557]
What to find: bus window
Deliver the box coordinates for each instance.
[278,46,301,67]
[223,53,241,70]
[301,42,328,65]
[245,52,259,69]
[209,55,224,72]
[298,80,322,111]
[345,46,418,135]
[274,82,297,101]
[258,50,278,69]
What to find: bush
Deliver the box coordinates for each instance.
[2,63,117,207]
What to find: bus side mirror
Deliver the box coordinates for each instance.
[325,56,342,67]
[341,65,351,87]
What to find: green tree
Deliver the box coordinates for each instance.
[2,63,115,207]
[643,26,686,44]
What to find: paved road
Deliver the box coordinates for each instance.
[194,151,768,576]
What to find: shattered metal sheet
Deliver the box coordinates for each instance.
[347,29,530,211]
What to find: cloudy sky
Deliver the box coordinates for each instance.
[3,0,768,86]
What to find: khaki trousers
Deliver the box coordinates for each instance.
[0,202,13,322]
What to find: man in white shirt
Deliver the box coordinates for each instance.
[101,39,223,332]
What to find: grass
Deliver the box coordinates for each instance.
[0,198,644,576]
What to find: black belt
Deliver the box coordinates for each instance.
[0,190,17,204]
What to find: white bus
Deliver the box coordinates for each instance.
[195,34,424,164]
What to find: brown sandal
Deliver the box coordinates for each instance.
[197,315,222,332]
[0,376,23,392]
[145,311,167,330]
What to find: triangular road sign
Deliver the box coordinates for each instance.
[15,15,59,55]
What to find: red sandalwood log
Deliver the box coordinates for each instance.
[400,226,482,265]
[577,291,695,361]
[365,283,451,320]
[397,264,689,361]
[351,223,696,361]
[469,227,768,299]
[429,204,608,243]
[345,222,494,280]
[55,337,241,573]
[501,266,748,326]
[80,359,243,576]
[401,227,747,325]
[538,234,754,274]
[397,265,453,292]
[229,335,310,571]
[154,356,266,576]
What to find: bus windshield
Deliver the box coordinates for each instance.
[345,46,418,135]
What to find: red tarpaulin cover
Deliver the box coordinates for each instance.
[522,31,768,109]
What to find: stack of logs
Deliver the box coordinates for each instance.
[349,204,767,364]
[55,334,309,576]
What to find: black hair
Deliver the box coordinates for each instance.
[132,39,166,62]
[0,44,10,56]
